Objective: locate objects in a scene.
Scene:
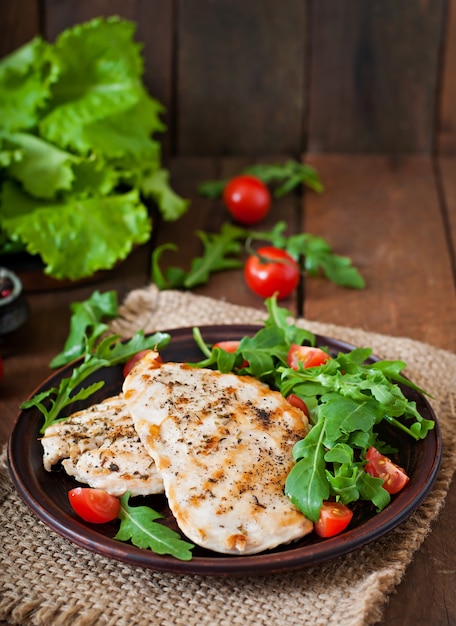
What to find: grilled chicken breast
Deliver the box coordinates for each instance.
[41,394,163,497]
[123,351,313,555]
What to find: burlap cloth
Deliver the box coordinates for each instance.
[1,285,456,626]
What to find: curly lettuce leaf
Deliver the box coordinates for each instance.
[5,131,76,198]
[39,17,144,153]
[139,168,189,221]
[0,37,56,132]
[0,182,151,279]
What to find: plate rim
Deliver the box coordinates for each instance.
[7,324,443,576]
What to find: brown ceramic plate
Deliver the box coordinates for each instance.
[7,325,442,576]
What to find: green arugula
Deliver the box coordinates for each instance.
[151,223,246,289]
[22,329,171,434]
[50,290,119,368]
[115,493,194,561]
[192,296,434,522]
[0,17,188,281]
[197,159,324,199]
[151,220,365,290]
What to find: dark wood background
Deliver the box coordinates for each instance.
[1,0,454,156]
[1,3,456,626]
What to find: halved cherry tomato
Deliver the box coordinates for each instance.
[123,350,162,378]
[68,487,120,524]
[223,175,271,225]
[287,344,331,370]
[244,246,300,299]
[213,340,249,367]
[286,393,310,418]
[314,501,353,538]
[364,446,410,494]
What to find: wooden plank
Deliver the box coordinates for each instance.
[153,157,300,314]
[176,0,307,156]
[303,155,456,351]
[438,0,456,153]
[438,156,456,255]
[0,0,40,58]
[43,0,174,152]
[308,1,445,153]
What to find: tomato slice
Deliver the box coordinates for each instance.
[314,501,353,538]
[123,350,162,378]
[287,344,331,370]
[213,340,249,367]
[286,393,310,418]
[213,340,241,353]
[364,446,410,494]
[68,487,120,524]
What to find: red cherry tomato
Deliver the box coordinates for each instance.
[213,340,249,368]
[68,488,120,524]
[223,175,271,225]
[287,344,331,370]
[244,246,300,299]
[123,350,162,378]
[314,501,353,538]
[286,393,310,418]
[365,446,410,494]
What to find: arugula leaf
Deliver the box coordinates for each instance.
[50,290,119,368]
[197,159,324,199]
[115,493,194,560]
[151,220,364,291]
[22,330,171,433]
[151,223,246,289]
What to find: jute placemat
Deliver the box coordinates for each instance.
[1,285,456,626]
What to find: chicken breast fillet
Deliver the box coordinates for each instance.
[123,351,313,555]
[41,394,164,497]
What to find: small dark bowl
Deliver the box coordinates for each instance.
[0,267,29,336]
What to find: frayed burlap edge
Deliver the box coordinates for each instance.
[1,285,455,626]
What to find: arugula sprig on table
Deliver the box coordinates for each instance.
[152,220,365,290]
[192,296,434,522]
[197,160,324,199]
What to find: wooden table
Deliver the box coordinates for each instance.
[1,155,455,625]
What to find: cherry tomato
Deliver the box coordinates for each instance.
[314,501,353,538]
[364,446,410,494]
[287,344,331,370]
[244,246,300,299]
[286,393,310,418]
[213,340,242,353]
[223,175,271,225]
[68,487,120,524]
[123,350,162,378]
[213,340,249,367]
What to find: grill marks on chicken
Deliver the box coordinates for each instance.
[123,352,313,555]
[41,395,164,497]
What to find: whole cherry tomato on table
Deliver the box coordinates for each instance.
[223,175,271,225]
[244,246,300,299]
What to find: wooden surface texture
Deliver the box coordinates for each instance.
[1,1,456,624]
